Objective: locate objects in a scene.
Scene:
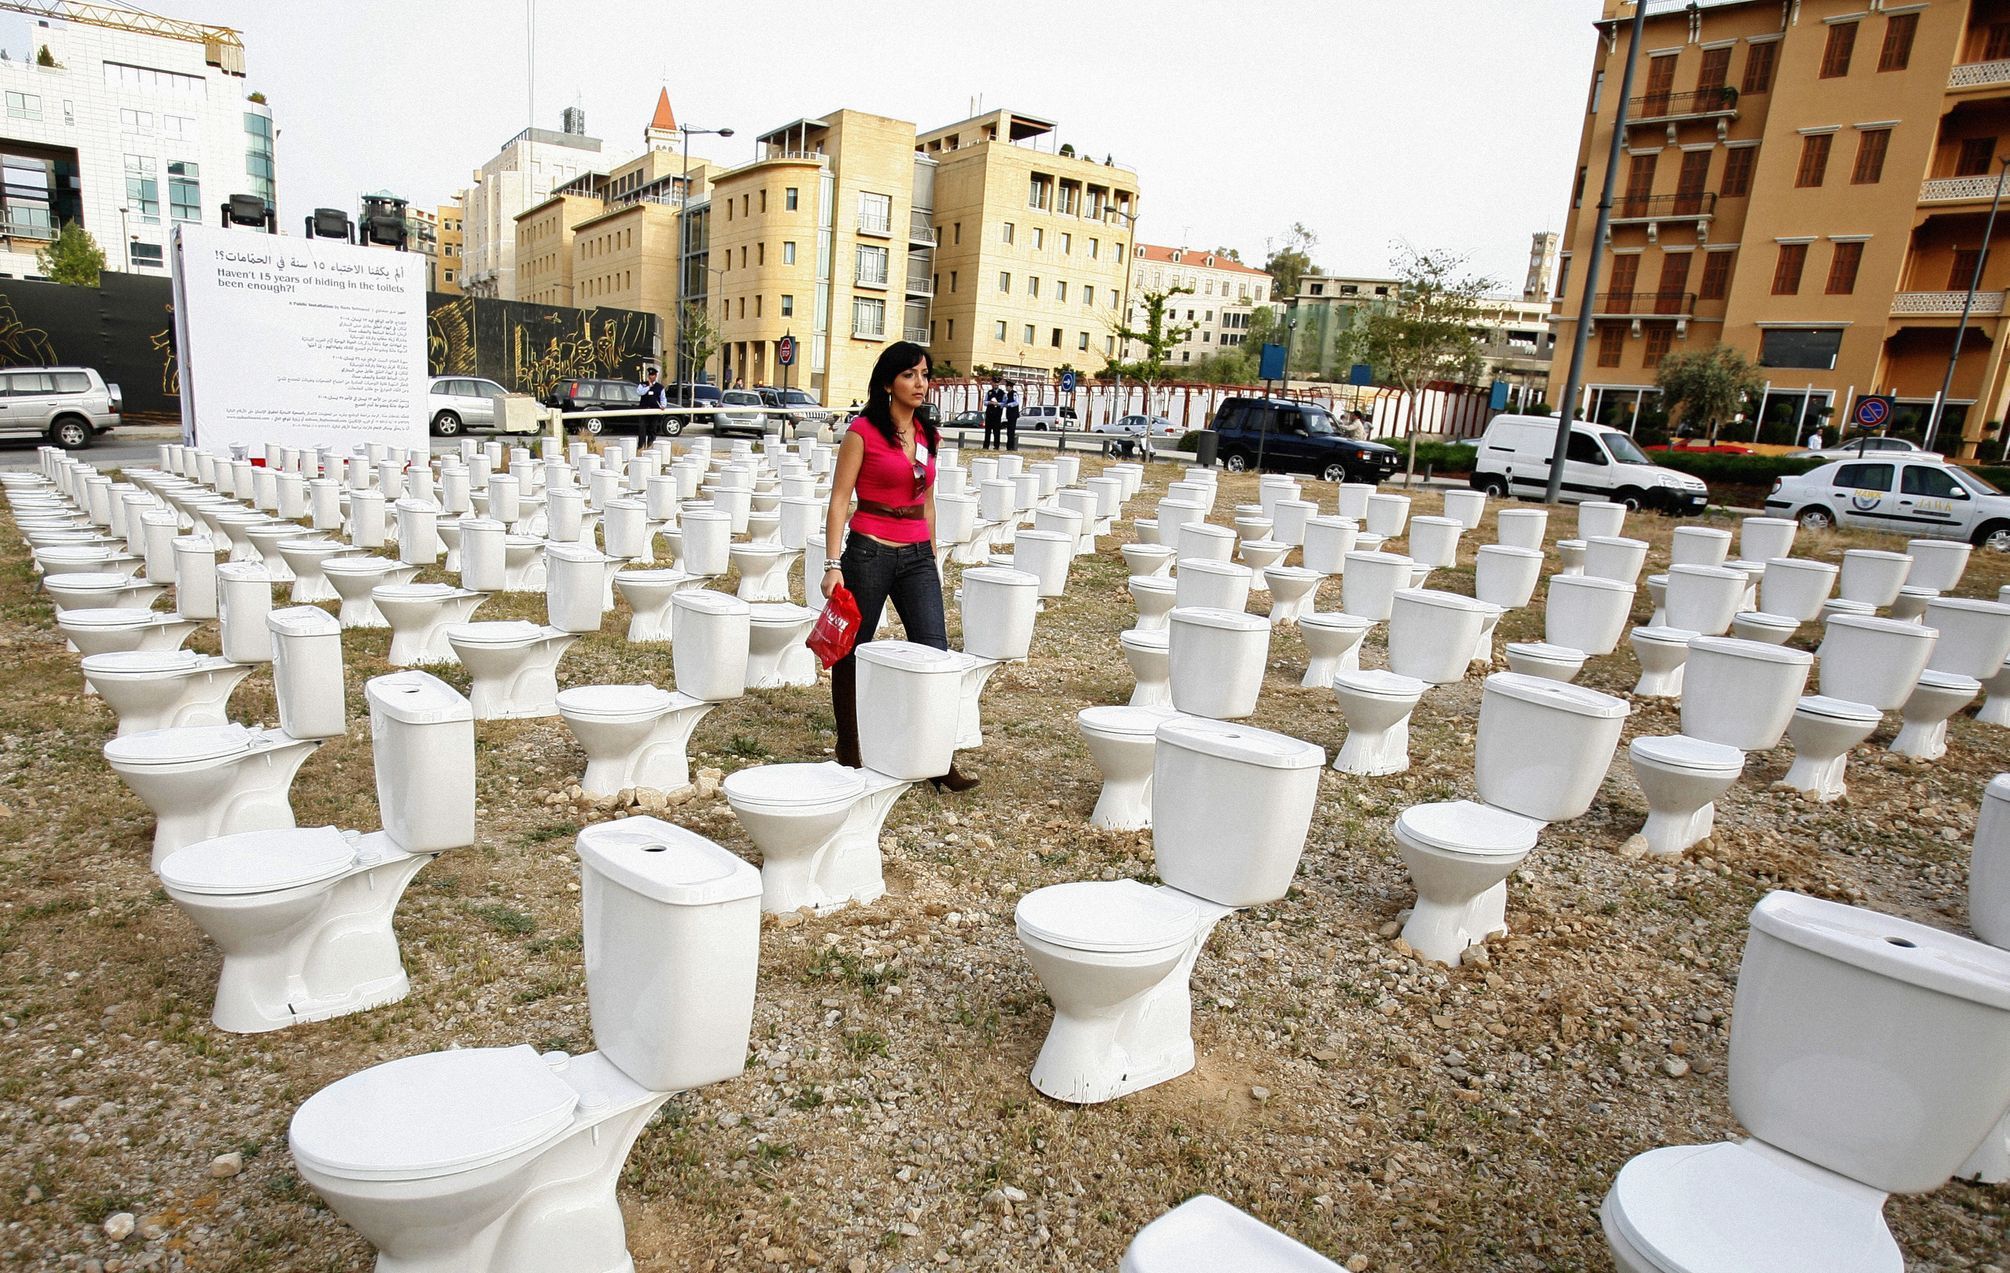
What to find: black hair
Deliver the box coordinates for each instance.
[860,340,937,452]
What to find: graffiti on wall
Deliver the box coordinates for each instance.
[426,296,658,399]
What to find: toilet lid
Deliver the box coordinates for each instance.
[1605,1142,1900,1273]
[749,602,819,625]
[1504,641,1585,664]
[1483,671,1629,720]
[1125,1195,1343,1271]
[322,557,405,575]
[82,649,211,676]
[1168,606,1267,633]
[1015,880,1199,954]
[446,620,547,646]
[1156,715,1326,770]
[104,723,255,767]
[615,568,689,586]
[58,607,166,628]
[289,1045,580,1183]
[1689,636,1813,667]
[1077,705,1176,738]
[723,761,864,811]
[1734,611,1799,631]
[1630,625,1698,645]
[1300,611,1373,633]
[1914,669,1982,693]
[1794,694,1881,724]
[1332,668,1429,700]
[1394,801,1540,857]
[672,590,749,616]
[373,583,457,600]
[555,684,674,720]
[1119,628,1169,651]
[159,826,357,895]
[1629,735,1744,774]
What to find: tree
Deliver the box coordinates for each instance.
[36,45,59,67]
[1264,223,1318,302]
[247,91,268,105]
[1344,245,1496,481]
[1211,246,1243,263]
[1654,344,1763,445]
[1104,284,1196,383]
[36,221,104,287]
[678,300,722,383]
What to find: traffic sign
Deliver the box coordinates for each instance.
[1060,371,1077,393]
[1852,394,1894,430]
[777,334,797,368]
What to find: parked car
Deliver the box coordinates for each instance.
[1095,413,1181,439]
[0,366,120,449]
[1764,456,2010,549]
[944,409,985,430]
[1469,413,1708,513]
[1209,397,1399,483]
[1788,435,1936,460]
[426,375,511,436]
[1017,404,1080,431]
[758,386,834,431]
[544,378,657,436]
[712,389,771,438]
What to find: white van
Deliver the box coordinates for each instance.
[1469,414,1709,515]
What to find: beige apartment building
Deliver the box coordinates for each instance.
[436,198,464,295]
[1556,0,2010,455]
[920,110,1140,379]
[1125,243,1275,366]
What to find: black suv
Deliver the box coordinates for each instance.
[544,378,667,436]
[1209,397,1399,483]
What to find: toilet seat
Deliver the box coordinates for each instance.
[447,619,552,647]
[1795,695,1881,725]
[722,762,865,814]
[1505,641,1583,663]
[555,684,676,721]
[750,601,819,626]
[159,826,357,896]
[105,723,258,771]
[1078,705,1176,740]
[82,649,213,676]
[59,606,169,630]
[1016,880,1199,954]
[1333,669,1428,699]
[1630,735,1744,774]
[290,1044,580,1183]
[1631,625,1699,646]
[1119,629,1169,652]
[1914,669,1982,694]
[1605,1141,1899,1273]
[1394,800,1541,857]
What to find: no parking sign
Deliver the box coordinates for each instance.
[1853,394,1895,431]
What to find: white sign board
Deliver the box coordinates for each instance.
[171,223,427,456]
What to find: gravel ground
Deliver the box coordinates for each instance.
[1,460,2007,1273]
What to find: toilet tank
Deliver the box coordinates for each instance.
[267,605,346,740]
[1475,673,1628,823]
[1974,774,2010,949]
[545,542,614,634]
[855,641,964,780]
[670,590,751,702]
[365,671,475,852]
[960,567,1039,662]
[1152,716,1324,906]
[576,818,761,1092]
[1729,891,2010,1195]
[1681,636,1812,751]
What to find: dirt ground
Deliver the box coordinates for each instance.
[1,459,2007,1273]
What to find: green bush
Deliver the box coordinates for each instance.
[1974,464,2009,490]
[1648,451,1827,486]
[1401,440,1478,475]
[1177,430,1205,453]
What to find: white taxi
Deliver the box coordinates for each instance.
[1765,456,2010,550]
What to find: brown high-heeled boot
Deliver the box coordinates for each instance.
[831,659,862,769]
[929,764,979,793]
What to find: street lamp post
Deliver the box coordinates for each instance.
[1924,152,2010,455]
[119,207,132,272]
[677,123,733,384]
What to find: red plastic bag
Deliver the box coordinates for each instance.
[807,584,862,669]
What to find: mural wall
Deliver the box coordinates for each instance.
[0,273,659,417]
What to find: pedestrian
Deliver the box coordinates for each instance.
[821,340,977,793]
[1808,428,1825,451]
[982,381,1004,449]
[1003,386,1021,451]
[636,367,666,449]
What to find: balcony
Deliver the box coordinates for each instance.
[1593,291,1696,318]
[851,318,886,339]
[904,325,929,344]
[1891,289,2008,317]
[1609,192,1719,244]
[856,212,893,237]
[1626,88,1739,131]
[908,211,936,244]
[1920,174,2007,206]
[904,273,934,297]
[853,266,888,290]
[1949,59,2010,92]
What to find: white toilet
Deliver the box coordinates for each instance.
[1890,584,1937,624]
[746,602,820,689]
[953,566,1040,747]
[1780,695,1883,801]
[1331,669,1429,775]
[1546,574,1637,656]
[1129,574,1178,632]
[1339,550,1413,622]
[1502,641,1588,682]
[1364,492,1410,539]
[1981,655,2010,727]
[1495,507,1548,551]
[1668,525,1732,568]
[613,567,690,643]
[1837,549,1912,608]
[82,649,252,736]
[1262,565,1321,627]
[445,621,580,720]
[1407,515,1462,570]
[1974,772,2010,949]
[669,589,751,700]
[155,670,475,1032]
[1386,589,1494,685]
[1166,606,1269,720]
[1077,705,1179,831]
[1120,628,1172,709]
[1904,537,1971,592]
[1121,543,1176,578]
[730,542,796,603]
[1122,1195,1341,1273]
[1015,715,1324,1103]
[1582,535,1649,586]
[1628,625,1697,698]
[1683,636,1813,752]
[723,641,962,916]
[1174,559,1252,613]
[555,678,725,800]
[1298,611,1374,687]
[1757,557,1838,623]
[56,606,202,659]
[1737,515,1797,563]
[1816,613,1939,711]
[289,819,761,1273]
[1921,596,2010,680]
[322,557,421,628]
[1625,735,1745,856]
[1392,673,1628,965]
[1729,610,1797,645]
[1600,891,2010,1273]
[374,583,487,667]
[1890,671,1980,761]
[1578,500,1628,541]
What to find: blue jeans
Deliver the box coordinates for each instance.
[830,536,947,767]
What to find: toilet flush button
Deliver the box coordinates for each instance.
[578,1090,608,1111]
[542,1050,572,1070]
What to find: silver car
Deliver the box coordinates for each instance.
[713,389,770,438]
[427,376,512,436]
[0,366,120,450]
[1093,413,1181,439]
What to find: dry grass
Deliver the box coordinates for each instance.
[0,461,2006,1272]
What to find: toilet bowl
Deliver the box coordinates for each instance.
[1262,565,1321,627]
[1816,613,1938,711]
[1626,735,1745,856]
[1173,559,1252,614]
[374,583,487,667]
[1166,606,1269,720]
[1339,550,1413,622]
[1629,625,1697,698]
[502,533,548,592]
[1757,557,1838,623]
[1121,543,1175,579]
[1239,540,1290,592]
[1838,549,1912,608]
[1904,538,1971,592]
[41,571,165,614]
[1582,536,1650,586]
[289,820,762,1273]
[1982,655,2010,727]
[1821,597,1876,625]
[1554,538,1586,577]
[1890,670,1980,760]
[1730,609,1798,645]
[1386,588,1494,685]
[154,671,474,1032]
[445,621,580,720]
[105,724,326,868]
[1502,641,1587,682]
[1545,574,1637,656]
[1921,596,2010,680]
[1495,507,1548,552]
[1076,705,1178,831]
[555,685,719,798]
[1331,669,1429,775]
[1121,1194,1342,1273]
[1129,575,1178,632]
[613,567,691,642]
[277,539,364,605]
[82,649,252,736]
[1394,672,1629,964]
[1975,773,2010,948]
[1682,636,1812,752]
[1779,695,1882,801]
[1299,611,1374,686]
[1600,891,2010,1273]
[56,606,201,659]
[1015,715,1324,1102]
[1120,628,1171,709]
[1738,515,1797,563]
[1669,525,1732,568]
[746,602,820,689]
[322,557,421,628]
[730,542,797,603]
[1889,584,1937,624]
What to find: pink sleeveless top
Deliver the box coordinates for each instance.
[848,416,934,544]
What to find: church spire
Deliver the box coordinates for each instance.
[645,87,678,150]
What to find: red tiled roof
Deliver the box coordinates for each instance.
[649,88,676,133]
[1133,242,1270,277]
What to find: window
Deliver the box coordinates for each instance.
[949,270,957,292]
[1820,22,1857,78]
[755,295,763,318]
[1796,134,1832,188]
[1852,129,1890,184]
[857,191,891,234]
[119,107,152,130]
[1758,327,1843,370]
[1078,332,1089,350]
[1879,12,1918,72]
[1028,173,1050,209]
[946,319,955,340]
[1697,46,1732,94]
[785,186,798,211]
[1084,285,1095,307]
[852,296,885,338]
[1901,464,1966,498]
[1956,137,1996,178]
[1948,248,1983,290]
[1028,276,1039,299]
[1061,232,1071,254]
[167,160,199,222]
[129,241,163,268]
[1105,336,1115,355]
[1022,324,1035,343]
[998,271,1010,294]
[953,222,961,244]
[757,242,765,266]
[103,61,205,95]
[995,321,1007,341]
[1056,280,1067,303]
[1643,325,1675,369]
[1088,238,1099,259]
[1050,327,1062,348]
[1826,241,1864,295]
[5,92,38,121]
[783,241,796,265]
[1721,147,1756,198]
[1700,251,1733,300]
[1566,431,1609,465]
[1834,462,1893,491]
[1557,255,1571,299]
[781,295,794,316]
[1598,325,1625,367]
[1744,40,1779,94]
[1032,227,1043,250]
[124,155,159,224]
[1772,242,1808,294]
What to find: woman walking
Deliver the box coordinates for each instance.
[822,342,977,792]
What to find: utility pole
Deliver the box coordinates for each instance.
[1924,153,2010,454]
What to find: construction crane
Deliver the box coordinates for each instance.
[0,1,244,74]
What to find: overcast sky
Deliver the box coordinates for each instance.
[164,0,1603,290]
